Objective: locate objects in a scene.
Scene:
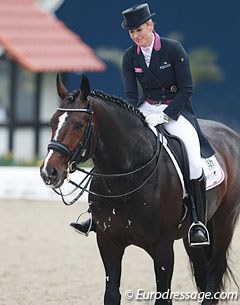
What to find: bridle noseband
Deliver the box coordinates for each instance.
[48,103,94,170]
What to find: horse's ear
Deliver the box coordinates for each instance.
[56,74,68,99]
[80,75,90,101]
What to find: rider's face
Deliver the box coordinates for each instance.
[129,21,154,48]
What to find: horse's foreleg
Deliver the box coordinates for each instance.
[97,232,125,305]
[152,240,174,305]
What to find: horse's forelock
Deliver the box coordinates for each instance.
[59,90,81,108]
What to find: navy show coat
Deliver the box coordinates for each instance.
[122,32,214,158]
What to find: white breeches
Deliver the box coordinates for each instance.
[139,102,202,179]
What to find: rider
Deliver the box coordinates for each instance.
[70,3,214,247]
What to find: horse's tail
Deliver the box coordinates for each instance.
[223,215,240,295]
[223,250,239,293]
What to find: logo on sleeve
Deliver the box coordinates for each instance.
[160,61,171,69]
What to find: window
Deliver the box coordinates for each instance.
[0,58,10,122]
[15,66,35,122]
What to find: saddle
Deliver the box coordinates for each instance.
[156,125,224,194]
[156,125,190,194]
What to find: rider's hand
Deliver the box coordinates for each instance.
[145,112,169,126]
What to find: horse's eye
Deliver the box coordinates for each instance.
[74,122,83,131]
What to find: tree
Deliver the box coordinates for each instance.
[189,47,223,85]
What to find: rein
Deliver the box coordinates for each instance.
[55,129,163,205]
[48,102,163,204]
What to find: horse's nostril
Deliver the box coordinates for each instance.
[50,167,58,179]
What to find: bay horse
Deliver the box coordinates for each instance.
[40,75,240,305]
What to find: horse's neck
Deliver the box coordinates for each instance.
[93,102,155,173]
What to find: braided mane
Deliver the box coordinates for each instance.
[90,90,146,124]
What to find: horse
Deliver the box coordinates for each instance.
[40,75,240,305]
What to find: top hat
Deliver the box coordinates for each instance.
[121,3,155,30]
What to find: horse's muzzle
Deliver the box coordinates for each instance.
[40,164,66,189]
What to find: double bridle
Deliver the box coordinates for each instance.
[47,101,163,204]
[48,104,94,171]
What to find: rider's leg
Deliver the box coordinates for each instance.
[164,115,209,247]
[188,172,209,246]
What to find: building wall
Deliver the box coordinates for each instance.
[0,61,59,160]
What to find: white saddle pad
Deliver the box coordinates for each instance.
[202,155,225,191]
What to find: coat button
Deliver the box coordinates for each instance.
[162,95,166,99]
[170,85,178,93]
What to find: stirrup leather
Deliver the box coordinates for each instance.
[188,221,210,247]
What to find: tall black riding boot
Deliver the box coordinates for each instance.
[70,216,96,236]
[188,172,210,247]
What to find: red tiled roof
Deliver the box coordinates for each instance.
[0,0,106,72]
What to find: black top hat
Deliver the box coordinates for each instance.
[121,3,155,30]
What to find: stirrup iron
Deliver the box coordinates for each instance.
[188,221,210,247]
[72,209,93,237]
